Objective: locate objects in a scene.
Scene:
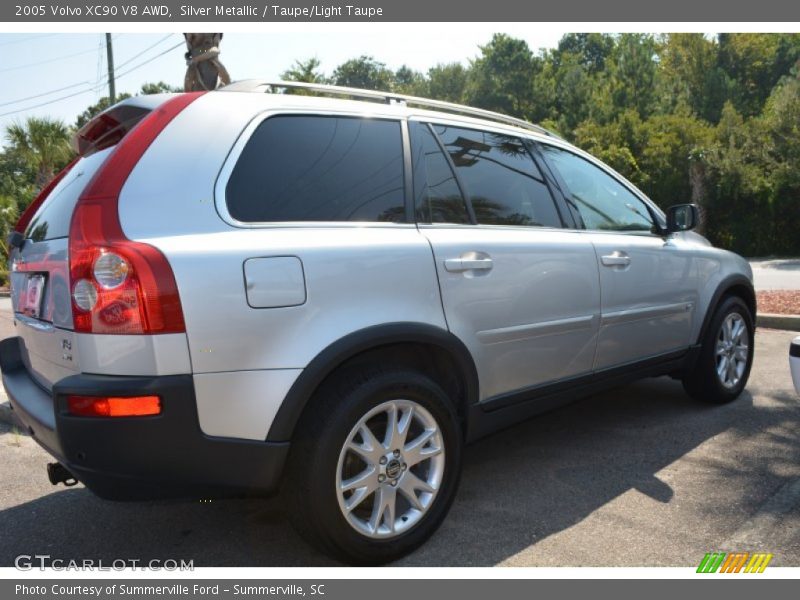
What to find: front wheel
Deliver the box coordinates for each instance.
[683,296,754,404]
[282,368,463,565]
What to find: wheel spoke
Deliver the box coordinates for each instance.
[715,341,727,356]
[402,469,436,494]
[345,484,372,512]
[717,356,729,381]
[383,402,399,448]
[734,345,748,361]
[404,428,442,466]
[348,423,386,464]
[397,475,425,511]
[383,402,414,451]
[725,317,734,342]
[731,318,745,343]
[341,466,377,492]
[727,358,737,384]
[369,486,396,534]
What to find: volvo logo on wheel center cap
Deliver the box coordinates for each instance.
[385,459,402,479]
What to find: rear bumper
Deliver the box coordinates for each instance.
[0,336,289,500]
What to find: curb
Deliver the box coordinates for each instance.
[757,313,800,332]
[0,400,24,430]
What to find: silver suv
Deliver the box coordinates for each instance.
[1,82,755,564]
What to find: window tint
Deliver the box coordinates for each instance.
[409,122,469,224]
[540,145,654,232]
[26,148,113,242]
[432,125,561,228]
[226,116,406,223]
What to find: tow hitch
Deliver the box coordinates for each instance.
[47,463,78,487]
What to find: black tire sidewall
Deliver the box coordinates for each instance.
[691,296,755,402]
[292,370,462,565]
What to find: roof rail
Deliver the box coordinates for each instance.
[220,79,560,139]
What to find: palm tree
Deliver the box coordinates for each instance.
[5,117,73,190]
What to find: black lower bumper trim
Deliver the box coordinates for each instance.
[1,336,289,500]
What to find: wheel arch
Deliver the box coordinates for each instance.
[265,322,479,442]
[696,274,756,345]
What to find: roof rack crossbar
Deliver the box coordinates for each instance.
[220,79,559,138]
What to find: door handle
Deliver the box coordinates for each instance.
[444,257,494,273]
[601,252,631,267]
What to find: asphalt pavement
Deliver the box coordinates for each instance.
[0,298,798,565]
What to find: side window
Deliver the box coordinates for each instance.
[226,115,406,223]
[540,145,654,232]
[432,124,562,228]
[409,122,470,224]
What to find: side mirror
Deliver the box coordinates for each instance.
[666,204,699,234]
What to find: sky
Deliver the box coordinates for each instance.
[0,28,568,144]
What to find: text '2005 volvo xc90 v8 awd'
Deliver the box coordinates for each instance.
[1,81,755,564]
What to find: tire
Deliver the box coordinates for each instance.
[683,295,754,404]
[281,367,463,565]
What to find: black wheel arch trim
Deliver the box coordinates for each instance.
[696,273,756,345]
[682,273,755,376]
[265,322,480,442]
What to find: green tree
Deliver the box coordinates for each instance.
[4,117,73,190]
[718,33,800,117]
[556,33,615,74]
[394,65,427,96]
[427,63,469,102]
[659,34,731,122]
[332,55,395,90]
[281,57,327,84]
[609,34,660,118]
[465,34,537,118]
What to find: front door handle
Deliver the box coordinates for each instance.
[601,251,631,267]
[444,257,494,272]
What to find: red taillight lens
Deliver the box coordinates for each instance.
[67,395,161,417]
[68,93,203,335]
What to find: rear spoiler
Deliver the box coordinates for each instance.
[71,94,174,157]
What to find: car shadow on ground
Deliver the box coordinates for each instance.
[0,376,796,567]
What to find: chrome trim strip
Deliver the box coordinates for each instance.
[477,314,595,345]
[601,302,694,326]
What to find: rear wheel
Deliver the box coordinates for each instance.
[683,296,754,404]
[282,368,462,565]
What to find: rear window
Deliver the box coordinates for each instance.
[26,148,112,242]
[225,115,406,223]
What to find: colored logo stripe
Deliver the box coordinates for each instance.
[697,552,773,573]
[744,553,773,573]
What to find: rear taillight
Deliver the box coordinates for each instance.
[67,395,161,417]
[68,92,204,335]
[14,157,79,233]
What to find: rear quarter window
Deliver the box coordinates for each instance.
[225,115,406,223]
[26,148,113,242]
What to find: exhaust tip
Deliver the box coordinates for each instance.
[46,463,78,487]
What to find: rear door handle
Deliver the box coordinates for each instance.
[444,257,494,272]
[601,252,631,267]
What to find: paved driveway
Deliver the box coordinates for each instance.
[1,316,798,566]
[751,259,800,291]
